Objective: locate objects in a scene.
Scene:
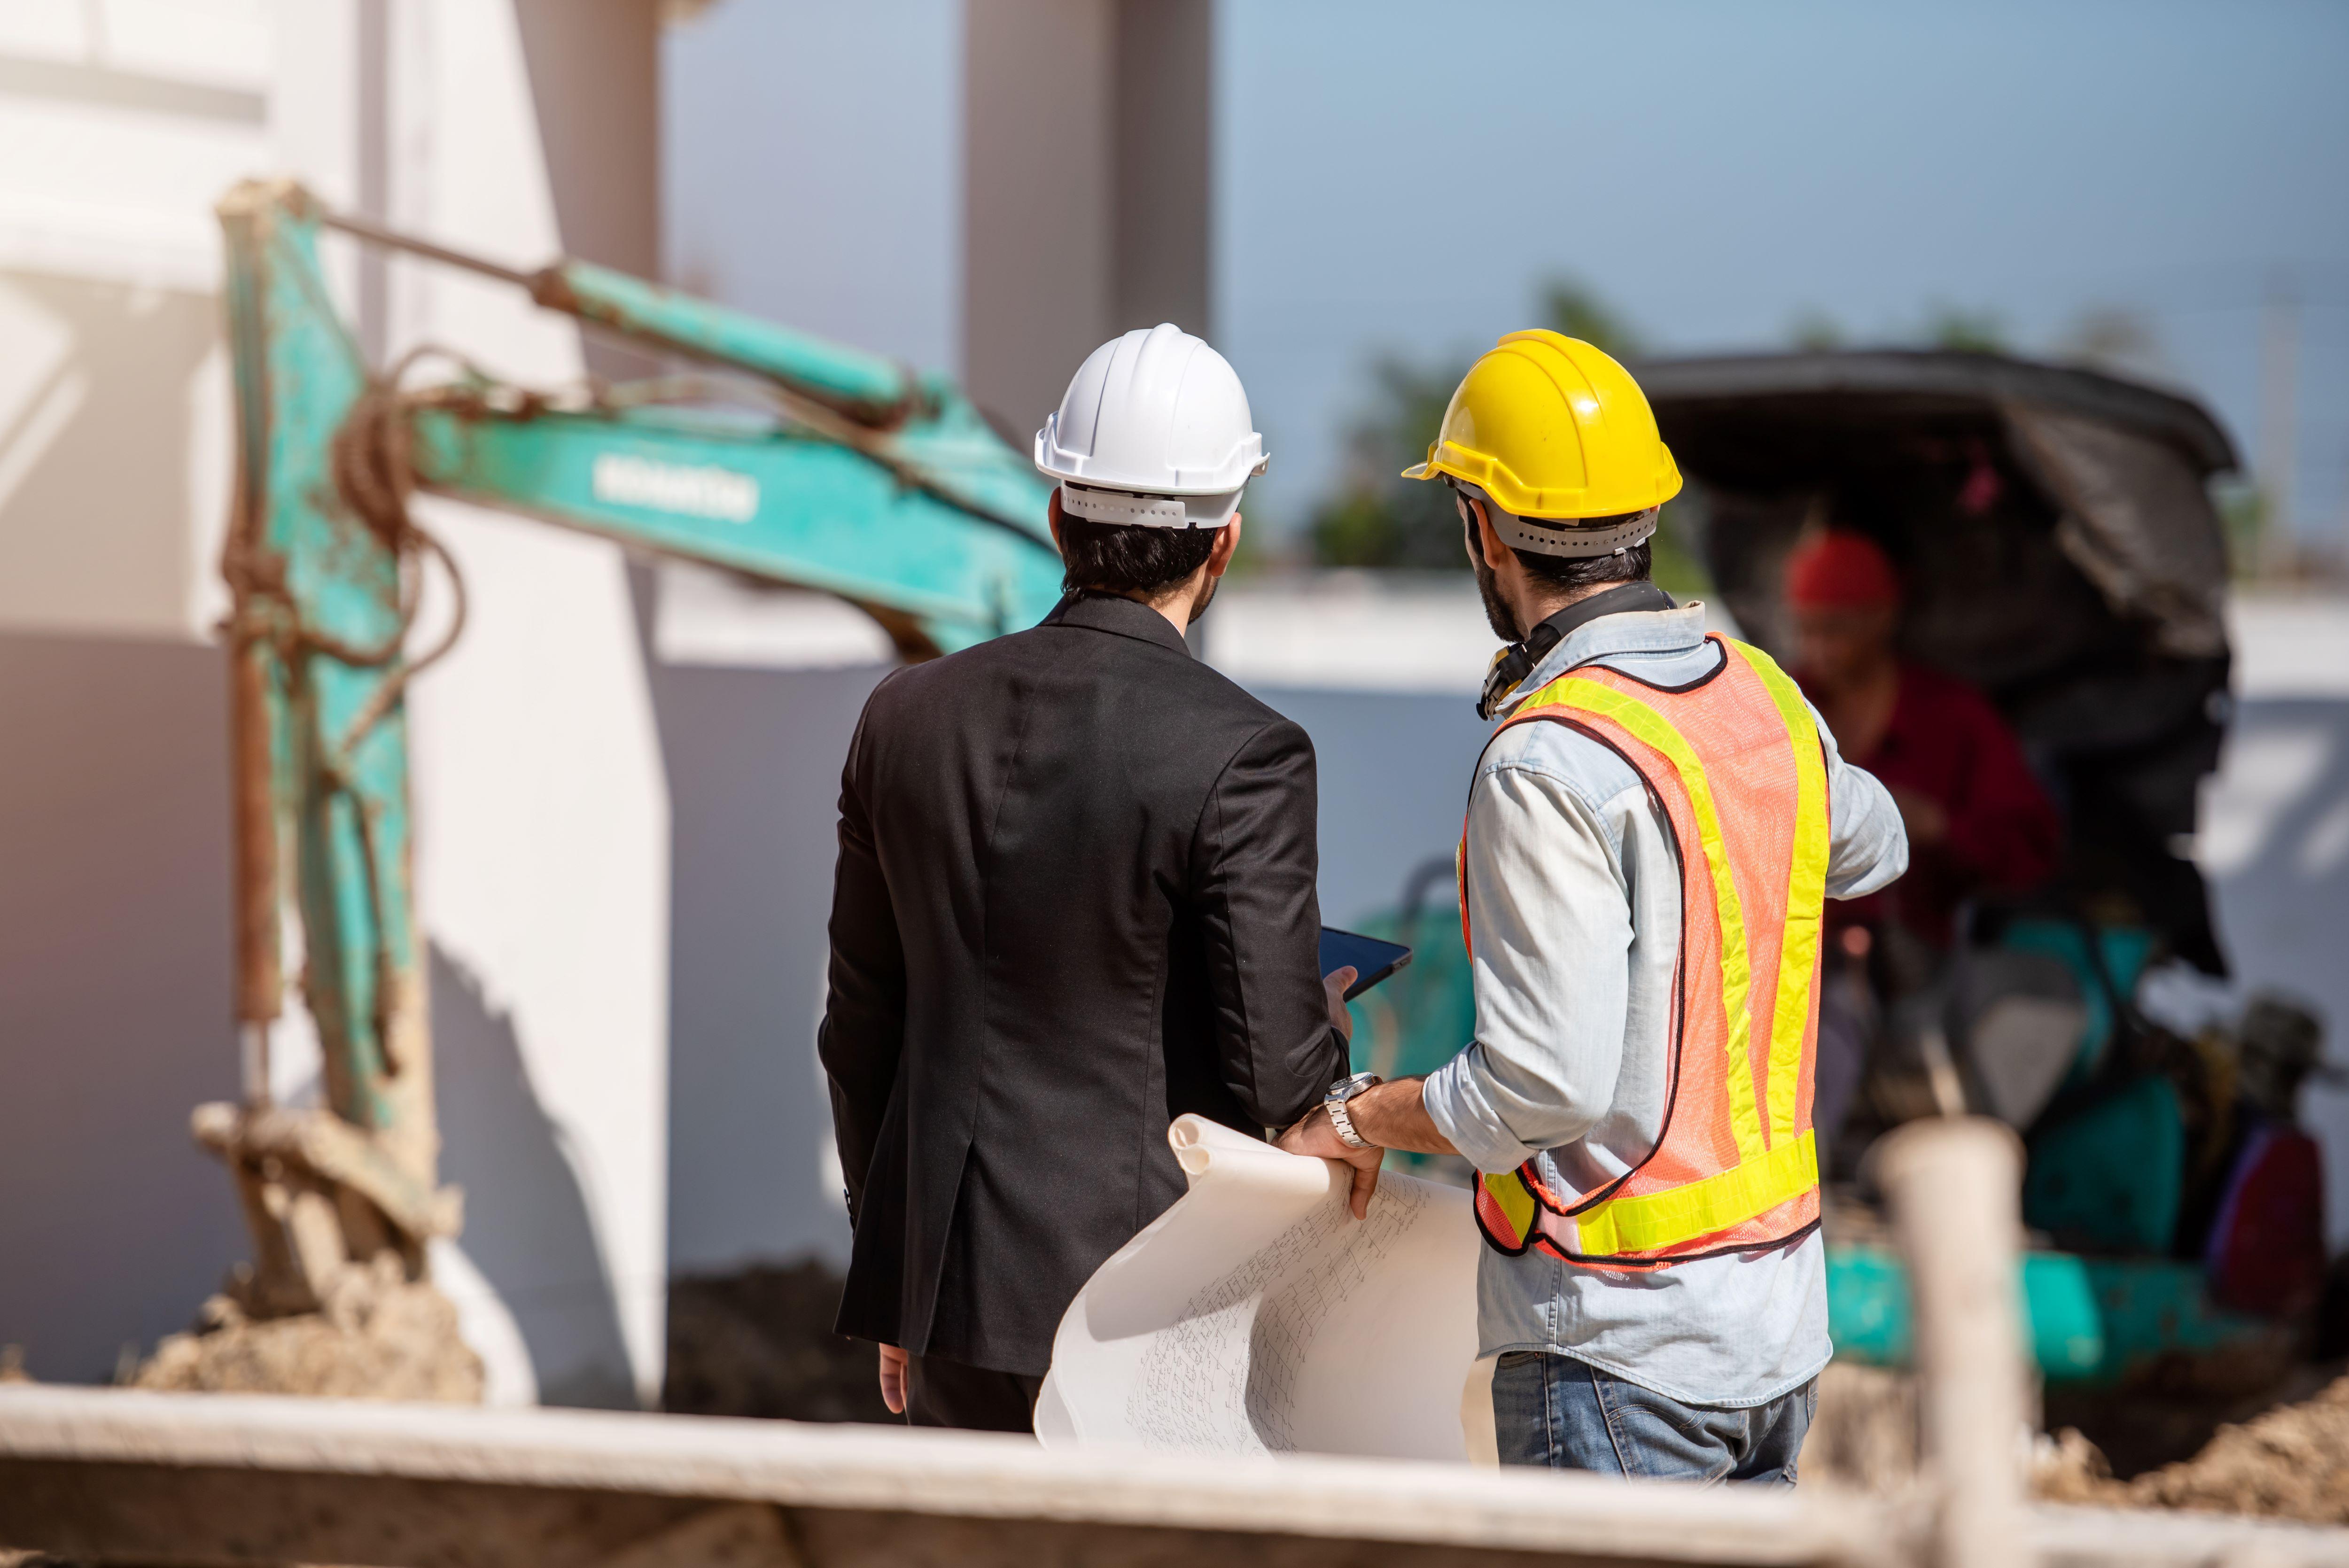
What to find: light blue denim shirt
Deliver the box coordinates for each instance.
[1422,603,1908,1408]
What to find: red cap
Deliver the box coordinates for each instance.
[1786,531,1900,610]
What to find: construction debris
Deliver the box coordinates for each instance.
[132,1255,479,1404]
[2036,1372,2349,1525]
[1810,1353,2349,1529]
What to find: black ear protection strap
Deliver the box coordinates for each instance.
[1478,625,1562,721]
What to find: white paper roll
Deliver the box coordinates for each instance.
[1035,1113,1485,1462]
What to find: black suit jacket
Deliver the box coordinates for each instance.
[820,591,1346,1375]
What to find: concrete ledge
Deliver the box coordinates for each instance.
[0,1386,2341,1567]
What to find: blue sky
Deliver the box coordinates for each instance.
[669,0,2349,548]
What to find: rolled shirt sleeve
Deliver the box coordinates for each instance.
[1424,759,1641,1174]
[1813,697,1911,899]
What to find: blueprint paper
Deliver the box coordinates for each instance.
[1033,1114,1486,1462]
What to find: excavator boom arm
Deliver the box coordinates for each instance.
[209,178,1062,1311]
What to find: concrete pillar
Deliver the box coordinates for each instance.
[1112,0,1212,339]
[962,0,1212,433]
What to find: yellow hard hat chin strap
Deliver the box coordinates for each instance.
[1455,480,1660,559]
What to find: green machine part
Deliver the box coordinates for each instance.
[1826,1246,2272,1387]
[405,396,1059,655]
[543,258,919,422]
[210,179,1064,1301]
[2023,1075,2187,1257]
[220,184,427,1160]
[1342,901,1476,1180]
[1345,903,1475,1083]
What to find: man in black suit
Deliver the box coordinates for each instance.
[819,326,1372,1431]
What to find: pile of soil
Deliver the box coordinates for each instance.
[662,1261,894,1424]
[2037,1333,2310,1479]
[2037,1372,2349,1525]
[133,1280,481,1403]
[1809,1354,2349,1526]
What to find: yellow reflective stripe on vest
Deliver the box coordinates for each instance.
[1573,1129,1820,1256]
[1735,644,1832,1144]
[1484,1169,1538,1246]
[1514,677,1767,1165]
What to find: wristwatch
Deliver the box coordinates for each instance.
[1323,1072,1383,1150]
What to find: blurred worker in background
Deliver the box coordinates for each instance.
[1786,528,2059,949]
[1785,529,2061,1154]
[819,325,1362,1433]
[1286,332,1908,1485]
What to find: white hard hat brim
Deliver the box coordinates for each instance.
[1059,481,1245,530]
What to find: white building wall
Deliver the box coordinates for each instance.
[0,0,280,1388]
[0,0,260,641]
[0,0,669,1408]
[2197,595,2349,1250]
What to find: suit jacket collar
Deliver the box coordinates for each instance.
[1045,590,1195,658]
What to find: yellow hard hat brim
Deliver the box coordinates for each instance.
[1399,446,1683,519]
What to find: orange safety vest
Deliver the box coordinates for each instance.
[1464,637,1831,1269]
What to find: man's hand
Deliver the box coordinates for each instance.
[1323,965,1357,1042]
[1278,1100,1383,1220]
[877,1343,908,1415]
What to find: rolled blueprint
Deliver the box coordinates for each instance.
[1034,1114,1487,1462]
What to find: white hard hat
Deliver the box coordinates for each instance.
[1034,324,1268,529]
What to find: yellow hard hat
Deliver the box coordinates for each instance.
[1402,329,1682,520]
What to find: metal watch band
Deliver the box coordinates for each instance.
[1323,1072,1381,1150]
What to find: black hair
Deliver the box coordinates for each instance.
[1058,516,1222,597]
[1462,500,1652,590]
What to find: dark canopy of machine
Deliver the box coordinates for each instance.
[1639,349,2238,973]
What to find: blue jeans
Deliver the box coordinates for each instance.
[1491,1351,1815,1484]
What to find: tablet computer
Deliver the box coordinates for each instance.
[1320,926,1412,1001]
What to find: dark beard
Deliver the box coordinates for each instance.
[1470,549,1520,642]
[1185,572,1220,624]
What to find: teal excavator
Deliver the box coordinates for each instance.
[198,179,1062,1326]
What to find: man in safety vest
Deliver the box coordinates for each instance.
[1279,332,1909,1482]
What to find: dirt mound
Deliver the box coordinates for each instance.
[663,1261,894,1424]
[2122,1373,2349,1523]
[2037,1373,2349,1524]
[134,1273,480,1403]
[1810,1355,2349,1525]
